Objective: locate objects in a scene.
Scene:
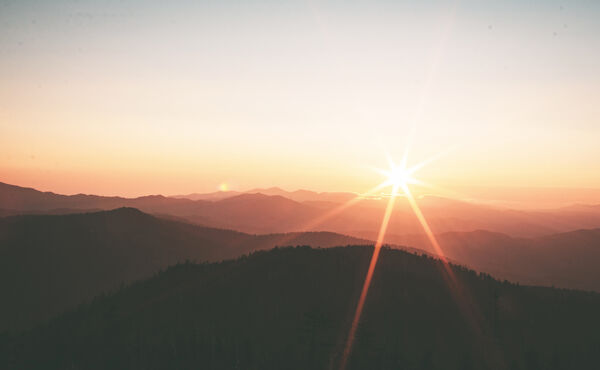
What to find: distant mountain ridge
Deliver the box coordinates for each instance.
[4,180,600,238]
[171,186,356,203]
[245,187,357,203]
[171,190,244,201]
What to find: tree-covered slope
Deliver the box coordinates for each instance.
[2,246,598,370]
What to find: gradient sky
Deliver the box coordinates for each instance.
[1,0,599,198]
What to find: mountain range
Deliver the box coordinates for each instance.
[3,181,600,368]
[0,208,375,332]
[172,186,356,203]
[4,181,600,238]
[3,205,600,334]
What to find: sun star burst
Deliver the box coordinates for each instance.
[375,153,427,196]
[339,148,451,370]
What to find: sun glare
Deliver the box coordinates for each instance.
[383,164,416,190]
[375,155,424,195]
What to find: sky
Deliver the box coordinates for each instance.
[1,0,599,198]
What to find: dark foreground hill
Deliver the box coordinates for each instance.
[0,208,372,332]
[1,246,599,370]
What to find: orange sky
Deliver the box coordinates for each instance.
[1,0,599,201]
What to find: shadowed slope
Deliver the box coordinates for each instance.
[0,208,373,332]
[1,246,599,370]
[387,228,600,291]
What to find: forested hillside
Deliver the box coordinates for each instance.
[2,246,598,370]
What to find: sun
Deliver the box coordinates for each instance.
[382,164,417,190]
[375,156,422,195]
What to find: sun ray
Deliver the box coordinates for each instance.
[402,185,451,265]
[386,153,396,170]
[266,182,393,253]
[408,146,456,174]
[401,184,508,367]
[336,144,503,370]
[401,134,412,170]
[297,182,389,232]
[338,183,400,370]
[220,182,400,271]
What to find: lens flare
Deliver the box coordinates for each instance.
[338,149,452,370]
[337,183,400,370]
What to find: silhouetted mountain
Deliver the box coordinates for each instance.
[2,246,599,370]
[0,182,208,216]
[5,181,600,237]
[387,228,600,291]
[0,209,372,332]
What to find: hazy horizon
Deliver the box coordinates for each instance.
[2,0,600,200]
[5,179,600,210]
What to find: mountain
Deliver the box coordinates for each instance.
[5,181,600,238]
[0,181,208,215]
[171,190,243,201]
[0,208,373,332]
[188,193,321,233]
[385,228,600,291]
[246,186,357,203]
[2,246,599,370]
[170,187,357,203]
[0,182,325,233]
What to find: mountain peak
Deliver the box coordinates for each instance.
[218,192,299,204]
[104,207,147,215]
